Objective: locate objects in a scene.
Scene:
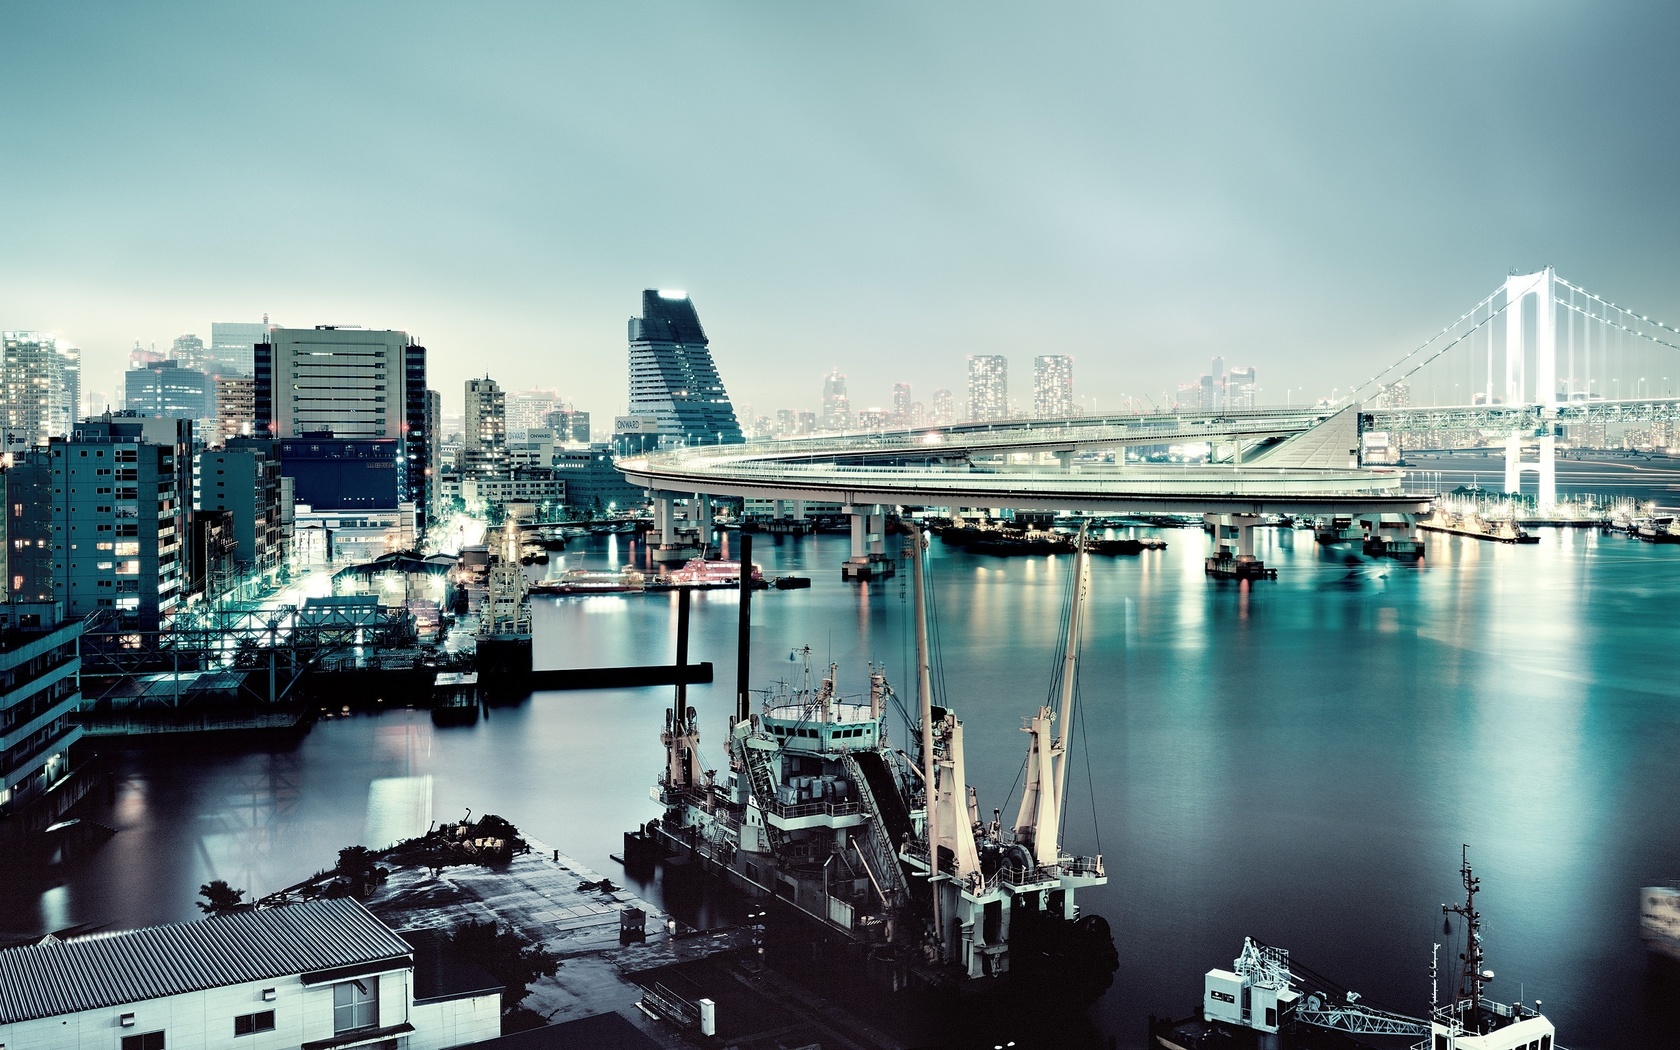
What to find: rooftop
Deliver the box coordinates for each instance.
[0,898,414,1025]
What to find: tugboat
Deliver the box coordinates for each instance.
[1151,848,1558,1050]
[629,529,1118,1005]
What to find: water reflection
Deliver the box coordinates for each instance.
[3,528,1678,1045]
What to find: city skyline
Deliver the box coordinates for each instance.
[6,4,1680,423]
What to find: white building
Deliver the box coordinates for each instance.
[1033,355,1073,417]
[966,355,1008,422]
[0,897,500,1050]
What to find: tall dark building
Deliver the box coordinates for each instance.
[626,290,742,447]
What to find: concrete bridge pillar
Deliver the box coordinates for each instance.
[840,504,897,581]
[847,506,867,559]
[697,494,712,543]
[773,499,787,520]
[656,494,677,545]
[791,500,805,520]
[868,507,887,557]
[1232,513,1259,561]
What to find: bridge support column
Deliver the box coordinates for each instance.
[1204,513,1273,581]
[697,494,713,546]
[841,504,896,581]
[651,493,702,563]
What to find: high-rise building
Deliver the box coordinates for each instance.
[891,383,913,428]
[129,342,167,369]
[1226,366,1257,410]
[209,320,268,377]
[56,343,80,436]
[215,375,257,443]
[506,389,561,442]
[822,371,850,432]
[463,377,507,477]
[930,388,955,427]
[171,334,207,371]
[425,389,443,521]
[196,440,285,576]
[0,598,84,820]
[124,362,212,423]
[255,326,429,532]
[967,356,1008,422]
[2,332,78,449]
[48,415,193,631]
[626,290,742,446]
[1033,355,1074,418]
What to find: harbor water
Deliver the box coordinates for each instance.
[7,525,1680,1048]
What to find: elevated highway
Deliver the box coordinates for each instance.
[617,405,1432,517]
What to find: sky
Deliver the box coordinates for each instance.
[4,2,1679,423]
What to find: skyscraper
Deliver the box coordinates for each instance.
[171,334,207,371]
[1033,355,1074,417]
[425,388,443,521]
[822,371,850,432]
[2,332,76,448]
[506,389,561,442]
[124,361,213,423]
[215,375,257,443]
[931,388,955,427]
[967,355,1008,422]
[626,290,742,446]
[891,382,913,428]
[463,377,507,477]
[1226,366,1257,410]
[209,320,269,377]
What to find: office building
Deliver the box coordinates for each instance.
[0,897,501,1050]
[208,319,268,377]
[967,355,1008,422]
[5,450,54,602]
[546,408,590,445]
[424,389,443,521]
[822,370,850,431]
[554,444,645,515]
[506,389,561,442]
[626,290,743,446]
[170,334,207,371]
[930,388,955,427]
[1226,366,1257,410]
[215,375,257,443]
[891,383,913,428]
[2,332,77,448]
[124,362,213,423]
[462,377,507,477]
[461,467,567,518]
[47,416,193,631]
[278,437,401,512]
[0,602,83,822]
[196,440,286,576]
[255,326,429,532]
[1034,355,1074,418]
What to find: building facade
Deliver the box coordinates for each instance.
[1033,355,1074,417]
[0,897,501,1050]
[966,355,1008,422]
[462,377,507,477]
[47,416,192,632]
[215,375,257,444]
[196,440,286,576]
[2,332,77,448]
[255,327,429,533]
[821,370,850,432]
[208,319,268,377]
[0,602,82,821]
[626,290,743,446]
[124,362,213,423]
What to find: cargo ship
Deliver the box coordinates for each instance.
[627,530,1118,1004]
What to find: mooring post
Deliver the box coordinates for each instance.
[736,533,752,724]
[675,587,691,707]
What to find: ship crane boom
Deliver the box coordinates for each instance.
[1294,997,1430,1038]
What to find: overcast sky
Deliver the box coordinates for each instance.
[4,2,1678,421]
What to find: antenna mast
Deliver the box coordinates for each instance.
[1443,844,1486,1034]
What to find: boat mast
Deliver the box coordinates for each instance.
[1443,844,1486,1034]
[910,527,940,938]
[1051,523,1090,830]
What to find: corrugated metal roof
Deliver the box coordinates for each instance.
[0,898,414,1024]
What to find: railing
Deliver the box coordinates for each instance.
[763,797,863,821]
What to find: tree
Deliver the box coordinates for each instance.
[335,846,387,897]
[197,880,248,916]
[448,920,558,1011]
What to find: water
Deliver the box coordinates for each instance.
[8,527,1680,1049]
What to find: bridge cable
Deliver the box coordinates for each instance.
[1345,289,1501,404]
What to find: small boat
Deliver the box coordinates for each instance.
[659,558,769,589]
[531,568,648,594]
[772,575,811,589]
[1083,536,1167,555]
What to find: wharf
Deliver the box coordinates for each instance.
[364,837,894,1049]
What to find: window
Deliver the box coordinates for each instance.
[333,977,378,1033]
[233,1011,275,1036]
[122,1034,166,1050]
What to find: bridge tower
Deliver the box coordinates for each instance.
[1501,267,1558,508]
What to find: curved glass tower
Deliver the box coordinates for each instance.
[627,290,743,446]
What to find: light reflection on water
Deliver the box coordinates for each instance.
[4,528,1679,1046]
